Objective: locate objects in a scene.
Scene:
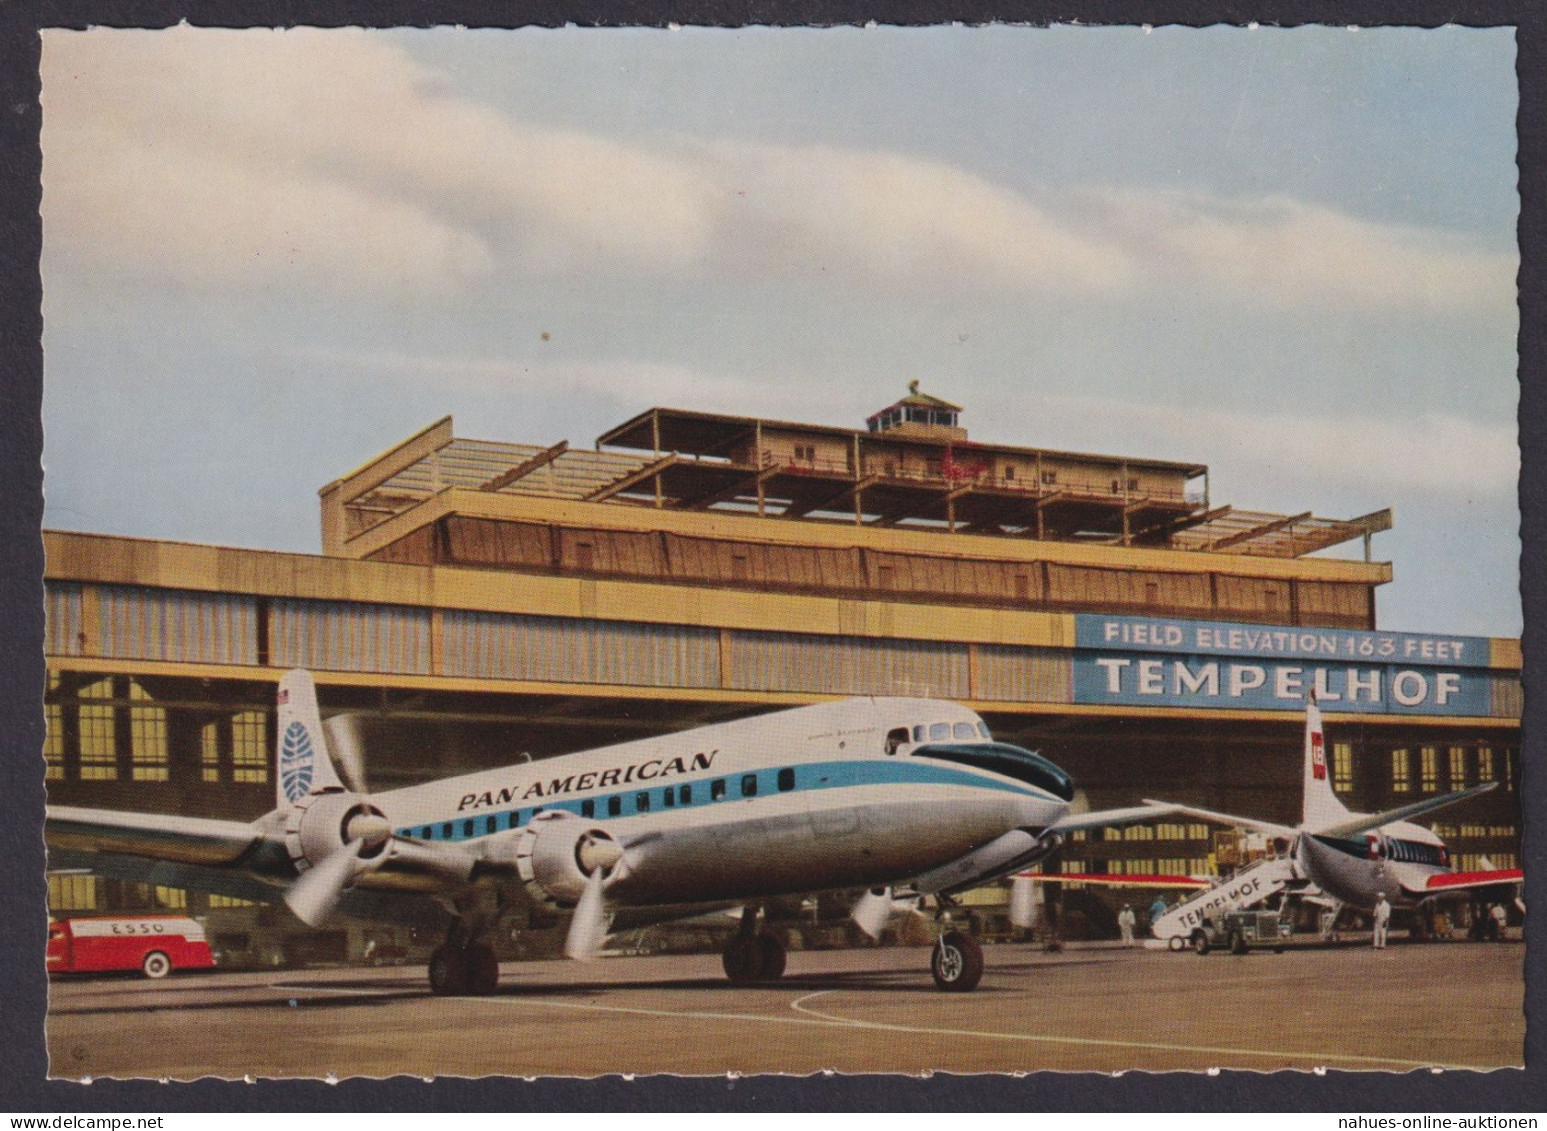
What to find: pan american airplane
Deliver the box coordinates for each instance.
[47,669,1176,994]
[1141,697,1523,944]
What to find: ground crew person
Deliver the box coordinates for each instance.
[1373,892,1391,949]
[1490,902,1508,941]
[1118,904,1137,947]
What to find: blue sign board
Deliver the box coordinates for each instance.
[1071,615,1495,716]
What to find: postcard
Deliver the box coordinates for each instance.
[35,23,1522,1079]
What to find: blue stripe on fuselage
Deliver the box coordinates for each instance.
[396,757,1055,843]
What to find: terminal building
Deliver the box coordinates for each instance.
[42,386,1522,957]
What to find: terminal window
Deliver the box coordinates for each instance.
[129,682,168,782]
[48,873,98,912]
[44,699,64,781]
[77,677,117,781]
[1390,748,1411,793]
[1420,746,1439,792]
[1332,742,1353,793]
[231,711,269,784]
[200,721,222,782]
[44,670,63,781]
[1448,745,1467,791]
[1477,746,1495,782]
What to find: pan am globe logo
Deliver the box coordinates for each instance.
[280,721,314,803]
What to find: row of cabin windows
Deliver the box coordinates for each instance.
[409,766,801,842]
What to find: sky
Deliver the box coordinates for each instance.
[37,25,1521,637]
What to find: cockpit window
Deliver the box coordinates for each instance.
[912,725,926,742]
[929,722,951,741]
[977,721,992,739]
[913,742,1075,801]
[885,727,909,755]
[953,722,977,740]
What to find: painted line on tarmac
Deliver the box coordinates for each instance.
[785,989,1467,1070]
[267,980,1480,1071]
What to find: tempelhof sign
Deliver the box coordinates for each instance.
[1071,615,1495,716]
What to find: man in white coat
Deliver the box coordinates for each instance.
[1117,904,1137,947]
[1372,892,1391,950]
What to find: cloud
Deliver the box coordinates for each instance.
[1075,189,1518,315]
[999,392,1519,500]
[42,27,1517,319]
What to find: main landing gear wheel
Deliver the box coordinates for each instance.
[1191,930,1211,955]
[466,944,500,994]
[930,930,984,992]
[722,935,764,985]
[141,951,171,979]
[430,943,501,995]
[429,945,469,995]
[756,932,787,981]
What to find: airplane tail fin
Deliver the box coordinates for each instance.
[1301,695,1351,830]
[275,669,343,808]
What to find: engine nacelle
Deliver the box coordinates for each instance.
[282,789,390,874]
[508,811,622,909]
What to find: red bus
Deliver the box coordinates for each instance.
[47,916,216,979]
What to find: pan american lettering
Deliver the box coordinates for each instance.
[457,750,718,811]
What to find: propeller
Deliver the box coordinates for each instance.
[322,713,370,794]
[284,803,473,928]
[563,833,625,961]
[850,886,894,941]
[286,837,369,927]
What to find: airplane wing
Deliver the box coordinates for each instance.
[1309,783,1498,839]
[1401,868,1524,901]
[1015,872,1209,890]
[1048,802,1184,835]
[47,805,266,867]
[1139,799,1299,840]
[46,804,467,927]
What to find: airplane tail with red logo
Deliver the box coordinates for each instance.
[1301,695,1351,831]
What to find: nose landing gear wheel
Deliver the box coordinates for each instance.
[930,930,984,992]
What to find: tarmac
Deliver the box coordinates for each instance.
[45,937,1524,1079]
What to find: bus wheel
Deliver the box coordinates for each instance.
[141,951,172,979]
[1167,936,1185,952]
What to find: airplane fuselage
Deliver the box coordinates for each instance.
[1296,819,1448,910]
[374,696,1071,910]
